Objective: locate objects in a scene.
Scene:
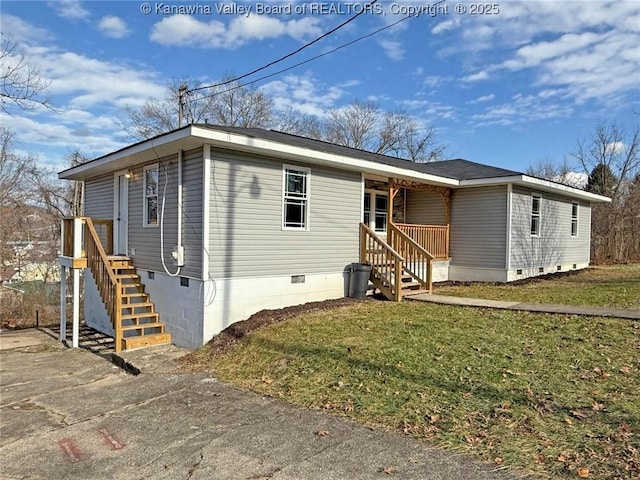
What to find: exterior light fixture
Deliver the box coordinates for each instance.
[125,170,133,179]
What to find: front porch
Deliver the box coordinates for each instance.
[360,178,452,301]
[58,217,171,352]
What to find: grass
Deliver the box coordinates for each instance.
[192,302,640,479]
[434,264,640,309]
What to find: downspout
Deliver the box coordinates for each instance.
[177,150,183,249]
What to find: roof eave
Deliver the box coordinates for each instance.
[459,175,611,203]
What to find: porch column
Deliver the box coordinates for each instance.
[71,217,83,348]
[387,178,398,228]
[72,269,80,348]
[59,265,66,342]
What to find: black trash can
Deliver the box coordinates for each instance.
[349,263,372,298]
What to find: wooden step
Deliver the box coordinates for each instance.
[121,302,154,311]
[115,273,139,280]
[121,312,159,321]
[122,292,149,302]
[121,322,165,332]
[122,333,171,350]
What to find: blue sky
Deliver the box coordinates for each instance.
[1,0,639,174]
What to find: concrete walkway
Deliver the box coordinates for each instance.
[0,328,520,480]
[407,294,640,319]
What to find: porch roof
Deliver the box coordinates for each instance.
[58,124,610,203]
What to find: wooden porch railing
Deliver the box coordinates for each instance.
[62,217,113,257]
[360,223,403,301]
[388,223,433,293]
[83,218,122,352]
[395,223,449,259]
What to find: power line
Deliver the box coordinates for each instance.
[188,0,380,94]
[187,2,444,104]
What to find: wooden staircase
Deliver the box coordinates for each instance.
[107,257,171,351]
[360,222,433,302]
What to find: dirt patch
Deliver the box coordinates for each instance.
[434,267,589,289]
[182,297,374,365]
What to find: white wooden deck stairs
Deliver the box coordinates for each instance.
[106,256,171,351]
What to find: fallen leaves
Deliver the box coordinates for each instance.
[577,466,590,477]
[378,466,396,475]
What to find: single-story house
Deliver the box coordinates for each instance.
[57,125,610,350]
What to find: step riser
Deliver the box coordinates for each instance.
[102,258,171,350]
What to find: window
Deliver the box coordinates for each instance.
[374,194,388,232]
[571,202,579,237]
[143,164,159,227]
[283,166,309,229]
[530,194,541,236]
[363,191,388,232]
[364,192,371,227]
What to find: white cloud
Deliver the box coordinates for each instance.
[469,94,495,104]
[471,94,573,127]
[150,14,322,48]
[461,71,489,82]
[261,74,352,117]
[1,15,52,44]
[48,0,90,20]
[98,16,130,39]
[433,1,639,108]
[378,39,404,61]
[432,19,459,35]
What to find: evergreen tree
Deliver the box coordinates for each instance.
[586,163,617,196]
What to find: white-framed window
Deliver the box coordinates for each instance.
[571,202,579,237]
[143,164,159,227]
[363,190,388,232]
[530,193,541,236]
[282,166,309,230]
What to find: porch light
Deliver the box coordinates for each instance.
[125,170,133,179]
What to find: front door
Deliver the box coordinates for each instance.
[114,172,129,255]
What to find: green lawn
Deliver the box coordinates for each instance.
[434,264,640,309]
[192,302,640,479]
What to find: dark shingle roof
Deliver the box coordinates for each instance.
[197,124,522,181]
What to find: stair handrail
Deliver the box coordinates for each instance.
[388,222,434,293]
[83,217,123,352]
[359,222,403,301]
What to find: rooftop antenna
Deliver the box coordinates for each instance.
[178,84,188,128]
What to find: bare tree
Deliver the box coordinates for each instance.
[526,157,582,187]
[569,122,640,263]
[123,77,274,140]
[321,100,445,162]
[0,36,51,114]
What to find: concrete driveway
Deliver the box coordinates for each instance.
[0,329,520,480]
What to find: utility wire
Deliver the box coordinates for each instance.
[188,0,379,94]
[187,2,445,104]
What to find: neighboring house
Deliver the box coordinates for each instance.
[57,125,610,350]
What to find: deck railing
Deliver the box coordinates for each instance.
[388,223,433,293]
[83,218,122,352]
[61,217,113,257]
[395,223,449,259]
[360,223,403,301]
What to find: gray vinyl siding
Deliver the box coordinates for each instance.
[509,186,591,269]
[84,172,114,247]
[84,173,114,219]
[405,190,447,225]
[128,148,203,279]
[449,186,507,269]
[208,150,361,279]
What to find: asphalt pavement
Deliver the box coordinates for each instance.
[0,328,521,480]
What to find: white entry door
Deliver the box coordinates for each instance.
[114,172,129,255]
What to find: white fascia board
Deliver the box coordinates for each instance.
[190,126,459,187]
[459,175,611,203]
[58,128,194,180]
